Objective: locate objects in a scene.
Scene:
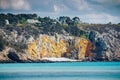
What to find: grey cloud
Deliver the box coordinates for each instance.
[91,0,120,5]
[27,0,92,13]
[0,0,119,23]
[0,0,30,10]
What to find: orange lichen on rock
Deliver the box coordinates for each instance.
[27,35,95,60]
[85,41,96,60]
[75,38,89,60]
[27,41,38,60]
[28,35,69,59]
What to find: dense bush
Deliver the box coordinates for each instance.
[0,35,7,51]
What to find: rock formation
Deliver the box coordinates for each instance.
[0,24,119,62]
[27,34,96,61]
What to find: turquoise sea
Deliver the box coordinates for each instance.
[0,62,120,80]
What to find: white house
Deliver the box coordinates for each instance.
[27,19,40,24]
[5,19,9,25]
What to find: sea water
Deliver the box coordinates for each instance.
[0,62,120,80]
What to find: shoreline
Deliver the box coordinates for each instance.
[0,57,120,63]
[0,60,120,63]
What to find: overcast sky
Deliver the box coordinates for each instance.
[0,0,120,24]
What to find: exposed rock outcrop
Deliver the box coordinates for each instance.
[0,24,119,62]
[102,29,120,61]
[84,25,120,61]
[27,34,97,61]
[7,51,20,62]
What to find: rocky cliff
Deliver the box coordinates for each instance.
[27,34,90,60]
[0,24,120,62]
[83,24,120,61]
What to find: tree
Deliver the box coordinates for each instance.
[117,23,120,25]
[58,16,67,24]
[107,22,112,25]
[0,14,7,26]
[20,17,26,24]
[32,13,37,19]
[72,17,80,24]
[0,20,5,26]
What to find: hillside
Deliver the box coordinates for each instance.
[0,13,120,62]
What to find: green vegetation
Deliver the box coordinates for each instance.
[0,13,37,25]
[0,14,92,55]
[0,13,119,39]
[0,35,7,51]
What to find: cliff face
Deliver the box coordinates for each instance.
[27,34,95,61]
[83,25,120,61]
[102,29,120,61]
[0,13,119,62]
[0,24,120,62]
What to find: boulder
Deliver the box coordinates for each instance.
[7,51,21,62]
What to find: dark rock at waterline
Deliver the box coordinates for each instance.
[7,52,21,62]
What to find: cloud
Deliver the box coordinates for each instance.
[54,5,60,13]
[28,0,91,13]
[0,0,30,10]
[53,4,69,13]
[72,0,91,10]
[0,0,119,24]
[91,0,120,5]
[61,0,91,11]
[82,13,120,23]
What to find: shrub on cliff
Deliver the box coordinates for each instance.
[0,35,7,51]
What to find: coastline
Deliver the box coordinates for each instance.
[0,58,120,63]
